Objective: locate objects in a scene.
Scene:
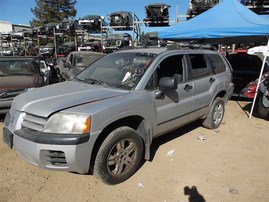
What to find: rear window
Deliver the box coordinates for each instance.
[189,54,212,79]
[207,54,226,74]
[227,54,262,71]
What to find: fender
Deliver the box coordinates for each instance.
[137,120,152,160]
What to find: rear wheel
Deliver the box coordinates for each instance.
[203,97,225,129]
[93,126,144,185]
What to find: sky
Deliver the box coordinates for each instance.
[0,0,190,32]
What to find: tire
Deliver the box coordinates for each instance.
[257,94,269,119]
[93,126,144,185]
[203,97,225,129]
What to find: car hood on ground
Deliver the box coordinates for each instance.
[12,80,129,117]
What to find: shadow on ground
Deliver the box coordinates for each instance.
[150,119,202,161]
[184,186,206,202]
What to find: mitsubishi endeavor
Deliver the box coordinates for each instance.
[3,45,234,185]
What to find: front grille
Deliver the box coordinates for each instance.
[21,113,47,132]
[40,150,67,167]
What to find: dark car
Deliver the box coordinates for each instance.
[31,26,43,36]
[57,41,76,56]
[102,33,132,53]
[187,0,220,19]
[58,19,78,34]
[246,0,269,15]
[227,53,268,97]
[0,56,46,114]
[109,11,134,30]
[240,57,269,98]
[58,51,105,80]
[144,3,170,27]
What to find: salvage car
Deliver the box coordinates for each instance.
[227,53,267,97]
[39,22,60,35]
[187,0,220,19]
[102,33,132,53]
[58,19,78,34]
[39,43,55,57]
[109,11,134,30]
[0,56,46,114]
[58,51,105,80]
[78,15,107,33]
[241,57,269,98]
[144,3,170,27]
[3,44,234,185]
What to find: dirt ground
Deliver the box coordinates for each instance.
[0,99,268,202]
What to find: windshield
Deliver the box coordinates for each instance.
[0,60,38,76]
[76,52,156,90]
[73,54,103,68]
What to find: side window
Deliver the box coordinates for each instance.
[189,54,212,79]
[207,54,226,74]
[145,54,184,90]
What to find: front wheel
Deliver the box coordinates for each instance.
[93,126,144,185]
[203,97,225,129]
[257,93,269,119]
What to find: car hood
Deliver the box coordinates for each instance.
[13,80,129,117]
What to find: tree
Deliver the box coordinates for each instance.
[30,0,77,27]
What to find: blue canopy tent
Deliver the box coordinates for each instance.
[159,0,269,119]
[158,0,269,44]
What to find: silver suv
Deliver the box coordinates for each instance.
[3,45,234,185]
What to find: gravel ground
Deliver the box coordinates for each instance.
[0,99,268,202]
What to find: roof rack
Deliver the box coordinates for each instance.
[167,43,217,51]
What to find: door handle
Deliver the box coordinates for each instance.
[184,84,193,92]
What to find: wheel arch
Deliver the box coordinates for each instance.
[215,90,227,102]
[89,115,151,173]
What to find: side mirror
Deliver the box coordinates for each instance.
[156,77,177,99]
[159,77,177,92]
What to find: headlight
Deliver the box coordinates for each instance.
[43,113,91,134]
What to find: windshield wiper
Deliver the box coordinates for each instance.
[81,78,108,88]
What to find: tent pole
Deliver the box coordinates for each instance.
[249,36,269,119]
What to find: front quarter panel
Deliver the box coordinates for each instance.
[63,90,153,134]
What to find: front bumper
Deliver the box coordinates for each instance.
[3,127,94,174]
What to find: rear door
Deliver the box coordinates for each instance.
[186,53,216,118]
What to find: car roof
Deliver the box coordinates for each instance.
[116,46,217,55]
